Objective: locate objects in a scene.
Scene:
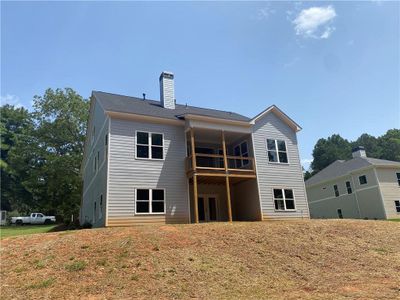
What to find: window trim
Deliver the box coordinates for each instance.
[134,188,166,215]
[266,139,289,164]
[233,141,249,168]
[272,188,296,212]
[345,181,352,194]
[135,130,165,160]
[333,184,339,197]
[395,200,400,213]
[359,175,367,185]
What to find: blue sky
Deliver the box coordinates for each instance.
[1,1,399,169]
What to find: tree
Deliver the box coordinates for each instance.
[308,129,400,179]
[379,129,400,161]
[0,105,33,211]
[310,134,352,173]
[7,88,89,220]
[351,134,381,158]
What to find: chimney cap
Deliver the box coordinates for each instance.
[352,146,365,152]
[159,71,174,80]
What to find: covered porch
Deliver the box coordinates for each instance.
[186,127,261,223]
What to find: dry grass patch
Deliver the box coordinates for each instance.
[1,220,399,299]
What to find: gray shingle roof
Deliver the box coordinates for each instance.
[93,91,251,122]
[305,157,400,186]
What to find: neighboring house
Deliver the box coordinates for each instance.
[306,146,400,220]
[80,72,309,227]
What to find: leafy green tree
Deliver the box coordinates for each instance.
[379,129,400,161]
[0,105,33,211]
[7,88,89,220]
[351,134,381,158]
[310,134,352,173]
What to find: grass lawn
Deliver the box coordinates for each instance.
[388,218,400,222]
[0,225,58,239]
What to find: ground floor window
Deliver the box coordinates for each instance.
[135,189,165,214]
[337,209,343,219]
[273,189,295,211]
[395,200,400,213]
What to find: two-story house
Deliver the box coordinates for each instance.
[306,146,400,220]
[80,72,309,227]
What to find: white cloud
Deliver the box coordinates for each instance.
[1,94,22,108]
[301,158,313,171]
[257,4,276,20]
[293,5,337,39]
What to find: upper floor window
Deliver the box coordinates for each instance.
[136,131,163,159]
[395,200,400,213]
[346,181,352,194]
[396,173,400,186]
[234,141,249,168]
[135,188,165,214]
[273,188,295,211]
[359,175,367,185]
[267,139,288,163]
[333,185,339,197]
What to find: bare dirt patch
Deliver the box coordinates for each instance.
[1,220,399,299]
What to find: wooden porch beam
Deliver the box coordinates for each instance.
[193,174,199,223]
[190,128,196,171]
[225,176,233,222]
[221,130,233,222]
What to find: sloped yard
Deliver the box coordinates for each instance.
[1,220,399,299]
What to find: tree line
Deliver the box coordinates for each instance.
[305,130,400,180]
[1,88,88,222]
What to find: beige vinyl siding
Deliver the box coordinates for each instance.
[252,112,309,219]
[81,100,109,227]
[232,179,261,221]
[375,167,400,219]
[107,117,189,226]
[306,168,387,220]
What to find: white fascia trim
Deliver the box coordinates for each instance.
[250,105,302,132]
[106,111,185,126]
[305,165,376,189]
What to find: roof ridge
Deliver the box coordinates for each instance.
[93,90,249,118]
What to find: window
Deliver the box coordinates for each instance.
[104,134,108,163]
[136,131,163,159]
[273,189,295,211]
[99,195,103,219]
[234,141,249,168]
[135,189,165,214]
[97,151,100,168]
[93,154,97,172]
[359,175,367,185]
[337,209,343,219]
[333,185,339,197]
[346,181,352,194]
[395,200,400,213]
[94,201,97,222]
[267,139,288,163]
[396,173,400,186]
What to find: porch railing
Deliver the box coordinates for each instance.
[186,153,256,174]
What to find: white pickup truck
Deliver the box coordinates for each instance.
[11,213,56,225]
